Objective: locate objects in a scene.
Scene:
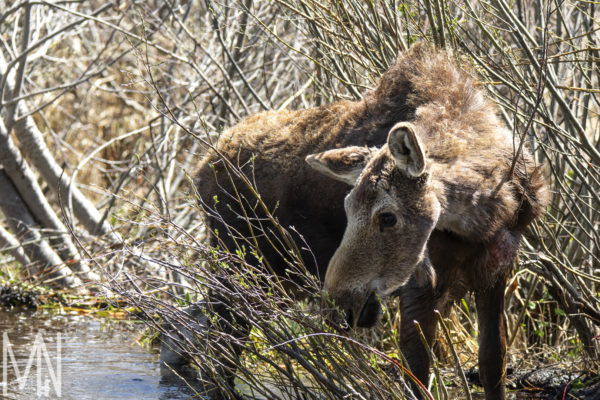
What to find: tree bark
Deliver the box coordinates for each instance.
[0,169,82,288]
[0,117,98,282]
[0,224,31,267]
[0,52,120,243]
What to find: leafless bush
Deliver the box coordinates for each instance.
[0,0,598,398]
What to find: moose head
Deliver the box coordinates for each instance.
[306,122,439,328]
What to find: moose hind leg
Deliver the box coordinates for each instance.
[475,275,508,400]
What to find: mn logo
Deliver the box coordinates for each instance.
[2,332,62,397]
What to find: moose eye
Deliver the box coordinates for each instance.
[379,212,397,229]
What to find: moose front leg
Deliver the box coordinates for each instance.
[160,297,251,399]
[475,275,508,400]
[399,278,439,397]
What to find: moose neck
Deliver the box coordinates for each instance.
[429,161,517,244]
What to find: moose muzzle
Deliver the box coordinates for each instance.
[349,291,381,328]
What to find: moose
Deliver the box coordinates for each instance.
[163,43,548,400]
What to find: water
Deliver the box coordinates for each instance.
[0,309,195,400]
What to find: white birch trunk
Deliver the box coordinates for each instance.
[0,224,32,267]
[0,117,98,282]
[0,52,120,243]
[0,169,82,288]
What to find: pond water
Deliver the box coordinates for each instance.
[0,309,195,400]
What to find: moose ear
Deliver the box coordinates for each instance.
[387,122,426,177]
[306,146,377,186]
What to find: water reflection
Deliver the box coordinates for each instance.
[0,309,196,400]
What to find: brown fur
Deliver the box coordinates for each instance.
[194,43,548,400]
[320,45,548,305]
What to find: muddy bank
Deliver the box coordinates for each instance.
[467,366,599,399]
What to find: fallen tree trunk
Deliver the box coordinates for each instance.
[0,117,98,283]
[0,169,82,288]
[0,224,31,267]
[0,51,120,242]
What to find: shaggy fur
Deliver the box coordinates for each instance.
[193,43,548,400]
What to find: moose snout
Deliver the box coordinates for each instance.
[326,291,382,330]
[323,249,383,329]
